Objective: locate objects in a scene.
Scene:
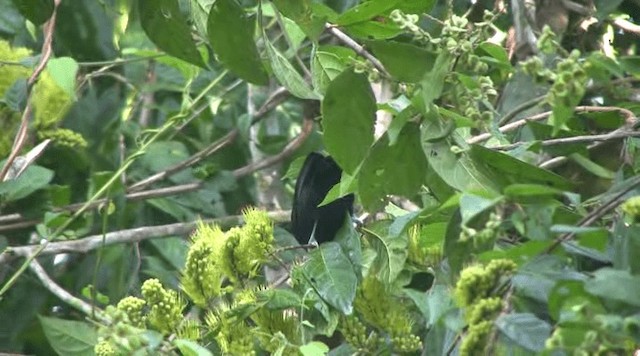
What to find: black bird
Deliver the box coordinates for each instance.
[291,152,354,245]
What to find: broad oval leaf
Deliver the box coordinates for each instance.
[335,0,399,26]
[12,0,53,25]
[322,70,375,174]
[301,242,357,314]
[0,164,54,202]
[584,268,640,307]
[139,0,206,68]
[363,220,408,284]
[39,316,97,356]
[207,0,268,85]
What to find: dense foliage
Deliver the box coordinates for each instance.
[1,0,640,355]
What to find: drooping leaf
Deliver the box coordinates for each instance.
[174,339,214,356]
[470,144,573,190]
[271,0,327,40]
[139,0,206,68]
[207,0,268,85]
[301,242,358,314]
[264,37,320,99]
[39,316,97,356]
[359,124,427,211]
[363,220,408,284]
[322,70,375,174]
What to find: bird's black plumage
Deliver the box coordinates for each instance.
[291,153,354,245]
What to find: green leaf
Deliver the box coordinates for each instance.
[299,341,330,356]
[495,313,551,352]
[548,280,602,321]
[422,141,498,193]
[271,0,327,40]
[207,0,268,85]
[335,0,399,25]
[459,192,501,225]
[417,52,452,112]
[612,222,640,274]
[311,45,354,94]
[264,37,320,99]
[358,124,427,211]
[39,316,97,356]
[174,339,213,356]
[405,284,455,327]
[367,41,436,82]
[12,0,53,25]
[470,144,573,190]
[0,164,54,202]
[584,268,640,307]
[343,20,403,40]
[363,220,408,284]
[302,242,357,314]
[569,153,615,179]
[138,0,206,68]
[503,183,564,198]
[47,57,79,100]
[322,70,375,174]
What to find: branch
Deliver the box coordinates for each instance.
[325,24,390,77]
[1,211,291,264]
[0,0,60,181]
[468,105,637,145]
[29,259,108,322]
[492,130,640,151]
[612,18,640,36]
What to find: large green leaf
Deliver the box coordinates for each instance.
[335,0,399,25]
[495,313,551,352]
[584,268,640,307]
[39,316,97,356]
[264,37,320,99]
[0,164,54,202]
[322,70,375,174]
[368,41,436,82]
[301,242,358,314]
[422,140,498,193]
[139,0,206,68]
[358,124,427,211]
[207,0,268,85]
[174,339,213,356]
[417,51,452,113]
[12,0,53,25]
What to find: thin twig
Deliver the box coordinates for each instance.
[29,259,108,322]
[497,95,546,126]
[492,130,640,150]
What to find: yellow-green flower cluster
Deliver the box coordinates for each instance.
[547,50,587,108]
[176,319,201,341]
[94,340,118,356]
[454,259,516,307]
[181,208,274,306]
[455,260,516,356]
[37,128,88,149]
[351,275,422,353]
[116,296,146,328]
[94,305,147,355]
[537,25,562,54]
[182,222,225,307]
[141,278,185,334]
[251,309,300,355]
[341,315,380,353]
[459,212,502,249]
[206,306,256,355]
[621,196,640,221]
